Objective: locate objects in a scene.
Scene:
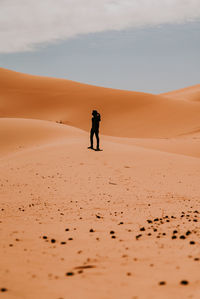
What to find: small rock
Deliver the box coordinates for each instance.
[159,281,166,285]
[66,272,74,276]
[180,280,189,285]
[190,241,195,245]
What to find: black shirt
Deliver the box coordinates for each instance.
[92,113,101,130]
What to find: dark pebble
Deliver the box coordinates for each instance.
[61,242,66,245]
[173,230,178,234]
[140,227,145,231]
[66,272,74,276]
[65,228,69,231]
[68,238,73,240]
[43,236,48,239]
[180,235,186,239]
[147,220,152,223]
[111,235,116,239]
[0,288,7,292]
[190,241,195,245]
[159,281,166,285]
[180,280,189,285]
[110,231,115,234]
[89,229,95,233]
[172,235,177,239]
[136,234,142,240]
[51,239,56,243]
[154,218,159,222]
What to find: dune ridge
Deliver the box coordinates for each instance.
[161,84,200,102]
[1,68,200,138]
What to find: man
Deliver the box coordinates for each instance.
[88,110,101,151]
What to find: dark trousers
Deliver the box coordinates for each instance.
[90,129,99,149]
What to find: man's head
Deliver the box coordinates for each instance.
[92,110,98,116]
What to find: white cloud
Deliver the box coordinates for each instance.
[0,0,199,53]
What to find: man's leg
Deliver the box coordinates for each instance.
[95,130,99,150]
[89,129,94,149]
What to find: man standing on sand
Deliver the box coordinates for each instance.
[88,110,101,151]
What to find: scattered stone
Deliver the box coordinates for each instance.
[180,280,189,285]
[140,227,145,231]
[77,270,83,274]
[66,272,74,276]
[173,230,178,234]
[186,231,191,236]
[89,229,95,233]
[51,239,56,243]
[43,236,47,239]
[0,288,7,292]
[136,234,142,240]
[190,241,195,245]
[61,242,66,245]
[159,281,166,286]
[110,231,115,234]
[172,235,177,239]
[147,220,152,224]
[111,236,116,239]
[180,235,186,239]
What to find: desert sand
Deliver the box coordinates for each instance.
[0,68,200,299]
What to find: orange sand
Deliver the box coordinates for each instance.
[0,68,200,299]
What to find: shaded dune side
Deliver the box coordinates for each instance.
[161,84,200,102]
[1,68,200,138]
[0,118,86,155]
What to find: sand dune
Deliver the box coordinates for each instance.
[1,68,200,138]
[162,84,200,102]
[0,118,86,156]
[1,126,200,299]
[1,68,200,299]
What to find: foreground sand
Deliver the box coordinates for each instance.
[1,118,200,299]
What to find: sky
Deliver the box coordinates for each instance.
[0,0,200,93]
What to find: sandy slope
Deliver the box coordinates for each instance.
[1,68,200,138]
[0,118,85,156]
[0,119,200,299]
[0,69,200,299]
[162,84,200,102]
